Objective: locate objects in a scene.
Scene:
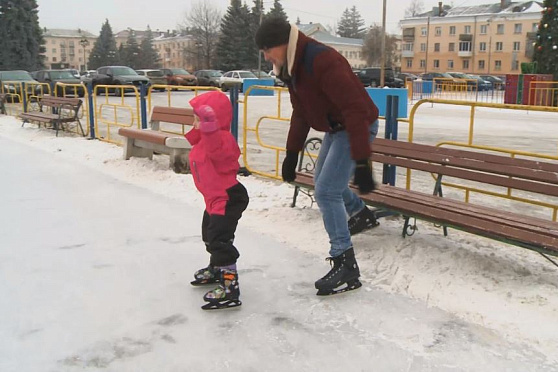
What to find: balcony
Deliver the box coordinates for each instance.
[458,50,473,57]
[403,28,415,41]
[402,50,414,58]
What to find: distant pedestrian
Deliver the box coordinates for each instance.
[256,17,379,296]
[185,91,249,310]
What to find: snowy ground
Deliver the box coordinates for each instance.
[1,101,558,371]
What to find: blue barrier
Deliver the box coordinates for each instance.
[243,78,275,96]
[366,88,408,118]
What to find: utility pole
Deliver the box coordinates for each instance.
[380,0,387,87]
[425,16,430,74]
[257,0,263,73]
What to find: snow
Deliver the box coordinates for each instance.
[1,100,558,371]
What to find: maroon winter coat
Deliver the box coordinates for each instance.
[284,31,379,160]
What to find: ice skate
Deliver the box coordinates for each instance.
[348,207,379,236]
[190,264,220,286]
[315,248,362,296]
[201,269,242,310]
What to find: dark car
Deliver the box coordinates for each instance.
[447,72,491,91]
[0,70,42,102]
[193,70,223,87]
[419,72,456,82]
[92,66,150,95]
[357,67,403,88]
[34,69,85,97]
[480,75,505,90]
[160,68,197,86]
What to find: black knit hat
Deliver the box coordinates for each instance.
[255,17,291,49]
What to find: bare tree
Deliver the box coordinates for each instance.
[179,0,222,70]
[405,0,424,18]
[362,25,399,67]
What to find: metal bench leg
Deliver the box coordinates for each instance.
[402,216,417,238]
[291,186,300,208]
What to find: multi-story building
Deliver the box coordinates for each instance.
[42,28,97,71]
[152,33,197,71]
[114,29,166,48]
[399,0,543,76]
[298,23,368,69]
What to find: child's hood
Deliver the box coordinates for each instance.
[189,91,232,131]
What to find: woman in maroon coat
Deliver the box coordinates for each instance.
[256,17,380,296]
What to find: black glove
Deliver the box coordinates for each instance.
[354,159,375,193]
[282,151,299,182]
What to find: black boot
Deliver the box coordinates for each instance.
[348,207,379,236]
[201,269,242,310]
[315,248,362,295]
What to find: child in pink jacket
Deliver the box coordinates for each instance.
[185,91,249,310]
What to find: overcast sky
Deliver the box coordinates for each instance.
[36,0,493,35]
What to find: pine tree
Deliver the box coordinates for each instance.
[267,0,288,21]
[0,0,44,71]
[337,6,366,38]
[121,29,141,69]
[138,27,160,69]
[533,0,558,79]
[88,20,119,70]
[215,0,252,71]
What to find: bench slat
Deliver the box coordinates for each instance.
[151,106,195,126]
[118,128,168,146]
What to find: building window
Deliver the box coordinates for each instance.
[52,48,56,53]
[495,42,503,51]
[459,41,472,51]
[449,26,456,35]
[406,59,413,68]
[464,25,471,34]
[421,27,427,36]
[478,60,485,70]
[480,25,487,34]
[512,60,519,70]
[497,24,504,34]
[495,60,502,70]
[420,59,426,68]
[448,42,455,52]
[420,43,426,52]
[463,59,470,70]
[513,41,520,51]
[514,23,522,34]
[403,43,414,51]
[435,27,441,36]
[52,57,57,62]
[448,60,454,69]
[433,59,440,69]
[479,42,487,52]
[434,43,440,52]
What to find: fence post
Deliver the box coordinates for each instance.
[230,86,239,141]
[87,82,96,139]
[140,83,148,129]
[22,82,28,113]
[382,95,399,186]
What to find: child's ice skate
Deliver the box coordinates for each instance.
[190,264,220,286]
[201,269,242,310]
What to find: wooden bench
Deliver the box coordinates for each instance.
[19,96,83,136]
[292,137,558,259]
[0,93,6,114]
[117,106,195,174]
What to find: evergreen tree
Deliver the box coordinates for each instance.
[337,6,366,38]
[120,29,141,69]
[250,0,268,71]
[215,0,252,71]
[533,0,558,79]
[0,0,44,71]
[267,0,288,21]
[88,20,118,69]
[138,27,160,69]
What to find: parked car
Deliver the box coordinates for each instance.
[397,72,419,82]
[0,70,42,101]
[447,72,491,91]
[356,67,403,88]
[467,75,493,91]
[160,68,197,86]
[219,70,258,92]
[479,75,505,90]
[34,69,85,97]
[419,72,456,82]
[136,69,167,90]
[91,66,150,95]
[193,70,223,87]
[268,70,285,87]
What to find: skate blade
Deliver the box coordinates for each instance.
[316,280,362,296]
[201,299,242,310]
[190,279,220,286]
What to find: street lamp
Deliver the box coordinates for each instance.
[195,42,203,70]
[80,38,90,71]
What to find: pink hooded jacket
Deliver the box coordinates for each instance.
[185,91,240,215]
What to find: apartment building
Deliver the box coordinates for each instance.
[399,0,543,76]
[298,23,368,69]
[42,28,97,71]
[152,34,197,71]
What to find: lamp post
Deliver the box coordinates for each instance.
[195,42,203,70]
[79,38,90,72]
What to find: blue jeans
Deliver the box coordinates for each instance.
[314,120,379,257]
